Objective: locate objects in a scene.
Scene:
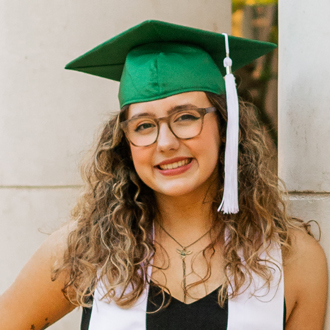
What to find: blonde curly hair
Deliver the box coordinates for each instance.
[53,92,308,308]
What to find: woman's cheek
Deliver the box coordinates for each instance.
[130,146,153,184]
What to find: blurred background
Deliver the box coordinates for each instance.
[233,0,278,171]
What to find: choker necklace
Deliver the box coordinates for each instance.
[157,221,211,303]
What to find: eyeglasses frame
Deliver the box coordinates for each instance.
[120,106,217,147]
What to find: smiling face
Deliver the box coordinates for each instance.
[126,91,221,200]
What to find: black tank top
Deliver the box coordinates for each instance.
[81,284,286,329]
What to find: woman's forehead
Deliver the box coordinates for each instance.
[127,91,211,118]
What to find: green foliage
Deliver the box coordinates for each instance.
[233,0,278,12]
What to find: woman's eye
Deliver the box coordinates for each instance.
[134,122,156,132]
[175,112,199,122]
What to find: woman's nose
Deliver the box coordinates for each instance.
[156,122,180,151]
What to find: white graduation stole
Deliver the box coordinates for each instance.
[89,242,284,330]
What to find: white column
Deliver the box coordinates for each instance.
[278,0,330,328]
[0,1,231,328]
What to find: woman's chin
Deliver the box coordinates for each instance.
[153,181,204,199]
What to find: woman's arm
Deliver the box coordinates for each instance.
[0,224,76,330]
[284,228,328,330]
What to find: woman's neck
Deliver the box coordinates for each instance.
[154,189,215,239]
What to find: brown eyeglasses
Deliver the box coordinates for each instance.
[120,107,217,147]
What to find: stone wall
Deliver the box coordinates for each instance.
[278,0,330,328]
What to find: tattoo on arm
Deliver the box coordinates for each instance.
[40,318,50,329]
[30,318,50,330]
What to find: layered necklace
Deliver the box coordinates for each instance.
[157,221,211,303]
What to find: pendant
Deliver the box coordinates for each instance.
[176,248,192,259]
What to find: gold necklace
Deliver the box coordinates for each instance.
[157,221,211,303]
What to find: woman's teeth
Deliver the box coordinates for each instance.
[159,159,191,170]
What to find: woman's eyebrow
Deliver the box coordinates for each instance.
[168,103,197,114]
[130,111,156,119]
[129,103,197,119]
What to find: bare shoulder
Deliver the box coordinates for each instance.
[0,222,77,330]
[45,221,77,261]
[283,227,328,330]
[285,227,327,281]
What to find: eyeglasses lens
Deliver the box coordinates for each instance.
[127,109,203,146]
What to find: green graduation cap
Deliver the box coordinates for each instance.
[65,20,276,108]
[65,20,276,214]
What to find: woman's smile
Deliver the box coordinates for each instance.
[156,157,194,176]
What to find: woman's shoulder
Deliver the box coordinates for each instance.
[283,227,328,329]
[285,227,326,267]
[33,221,77,269]
[47,221,77,255]
[284,226,327,287]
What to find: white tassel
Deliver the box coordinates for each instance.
[218,34,239,214]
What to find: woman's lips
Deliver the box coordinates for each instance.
[158,158,191,170]
[155,158,193,176]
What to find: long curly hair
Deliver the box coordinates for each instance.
[53,92,307,308]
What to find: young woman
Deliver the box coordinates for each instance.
[0,20,327,330]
